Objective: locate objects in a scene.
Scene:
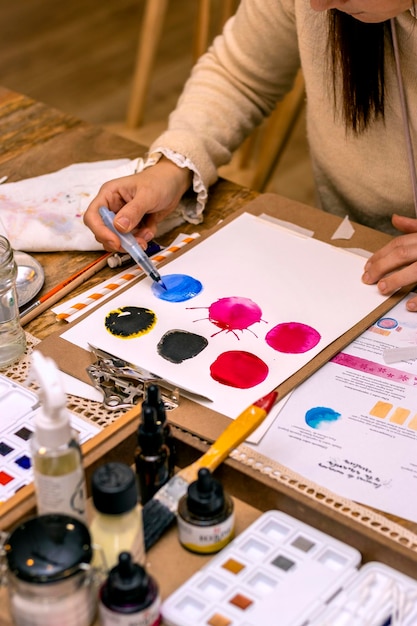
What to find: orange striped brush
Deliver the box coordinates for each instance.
[143,390,278,551]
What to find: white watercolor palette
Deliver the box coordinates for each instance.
[311,560,417,625]
[0,374,100,503]
[162,511,417,626]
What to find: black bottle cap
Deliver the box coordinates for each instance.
[102,551,155,609]
[5,514,92,583]
[187,468,225,517]
[143,384,166,425]
[91,462,138,515]
[137,405,164,455]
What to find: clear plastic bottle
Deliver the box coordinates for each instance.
[30,351,87,523]
[90,462,145,572]
[0,235,26,369]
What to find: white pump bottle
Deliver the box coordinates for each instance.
[30,351,87,523]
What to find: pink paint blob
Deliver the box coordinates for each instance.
[265,322,321,353]
[189,296,265,338]
[210,350,269,388]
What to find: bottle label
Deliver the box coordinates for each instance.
[177,513,235,553]
[34,467,87,522]
[99,595,161,626]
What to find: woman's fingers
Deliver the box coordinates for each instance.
[83,158,193,250]
[362,215,417,309]
[363,236,417,288]
[392,213,417,234]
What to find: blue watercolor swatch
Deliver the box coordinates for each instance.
[152,273,203,302]
[305,406,341,429]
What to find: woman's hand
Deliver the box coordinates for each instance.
[362,214,417,311]
[83,157,192,251]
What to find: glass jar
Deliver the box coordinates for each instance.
[3,513,96,626]
[0,235,26,369]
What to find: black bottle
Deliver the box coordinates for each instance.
[135,404,170,504]
[142,383,176,475]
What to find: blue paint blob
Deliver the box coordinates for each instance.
[305,406,341,429]
[152,273,203,302]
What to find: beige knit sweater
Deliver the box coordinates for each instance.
[150,0,417,235]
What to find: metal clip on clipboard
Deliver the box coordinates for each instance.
[86,344,179,411]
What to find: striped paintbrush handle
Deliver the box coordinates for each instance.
[54,233,199,322]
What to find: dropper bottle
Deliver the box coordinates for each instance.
[135,404,170,504]
[99,551,161,626]
[29,351,87,523]
[142,383,176,476]
[177,467,235,554]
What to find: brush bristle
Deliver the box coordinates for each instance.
[143,499,176,551]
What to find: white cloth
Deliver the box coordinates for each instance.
[0,159,142,251]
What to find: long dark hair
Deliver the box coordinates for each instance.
[327,11,391,133]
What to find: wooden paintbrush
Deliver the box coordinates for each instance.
[142,390,278,551]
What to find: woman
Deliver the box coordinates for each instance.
[84,0,417,309]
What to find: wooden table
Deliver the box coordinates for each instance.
[2,85,417,602]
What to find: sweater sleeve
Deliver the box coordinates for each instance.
[149,0,300,193]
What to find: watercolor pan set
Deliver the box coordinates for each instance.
[0,374,100,503]
[161,510,417,626]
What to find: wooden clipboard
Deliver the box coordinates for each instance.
[37,193,407,443]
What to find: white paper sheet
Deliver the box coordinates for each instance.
[249,293,417,522]
[61,212,388,421]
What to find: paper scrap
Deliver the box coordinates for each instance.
[383,345,417,364]
[331,215,355,240]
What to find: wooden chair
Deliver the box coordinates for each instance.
[126,0,305,192]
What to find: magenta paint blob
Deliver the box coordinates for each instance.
[189,296,265,338]
[210,351,269,389]
[265,322,321,354]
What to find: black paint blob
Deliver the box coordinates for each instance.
[157,329,208,363]
[104,306,157,338]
